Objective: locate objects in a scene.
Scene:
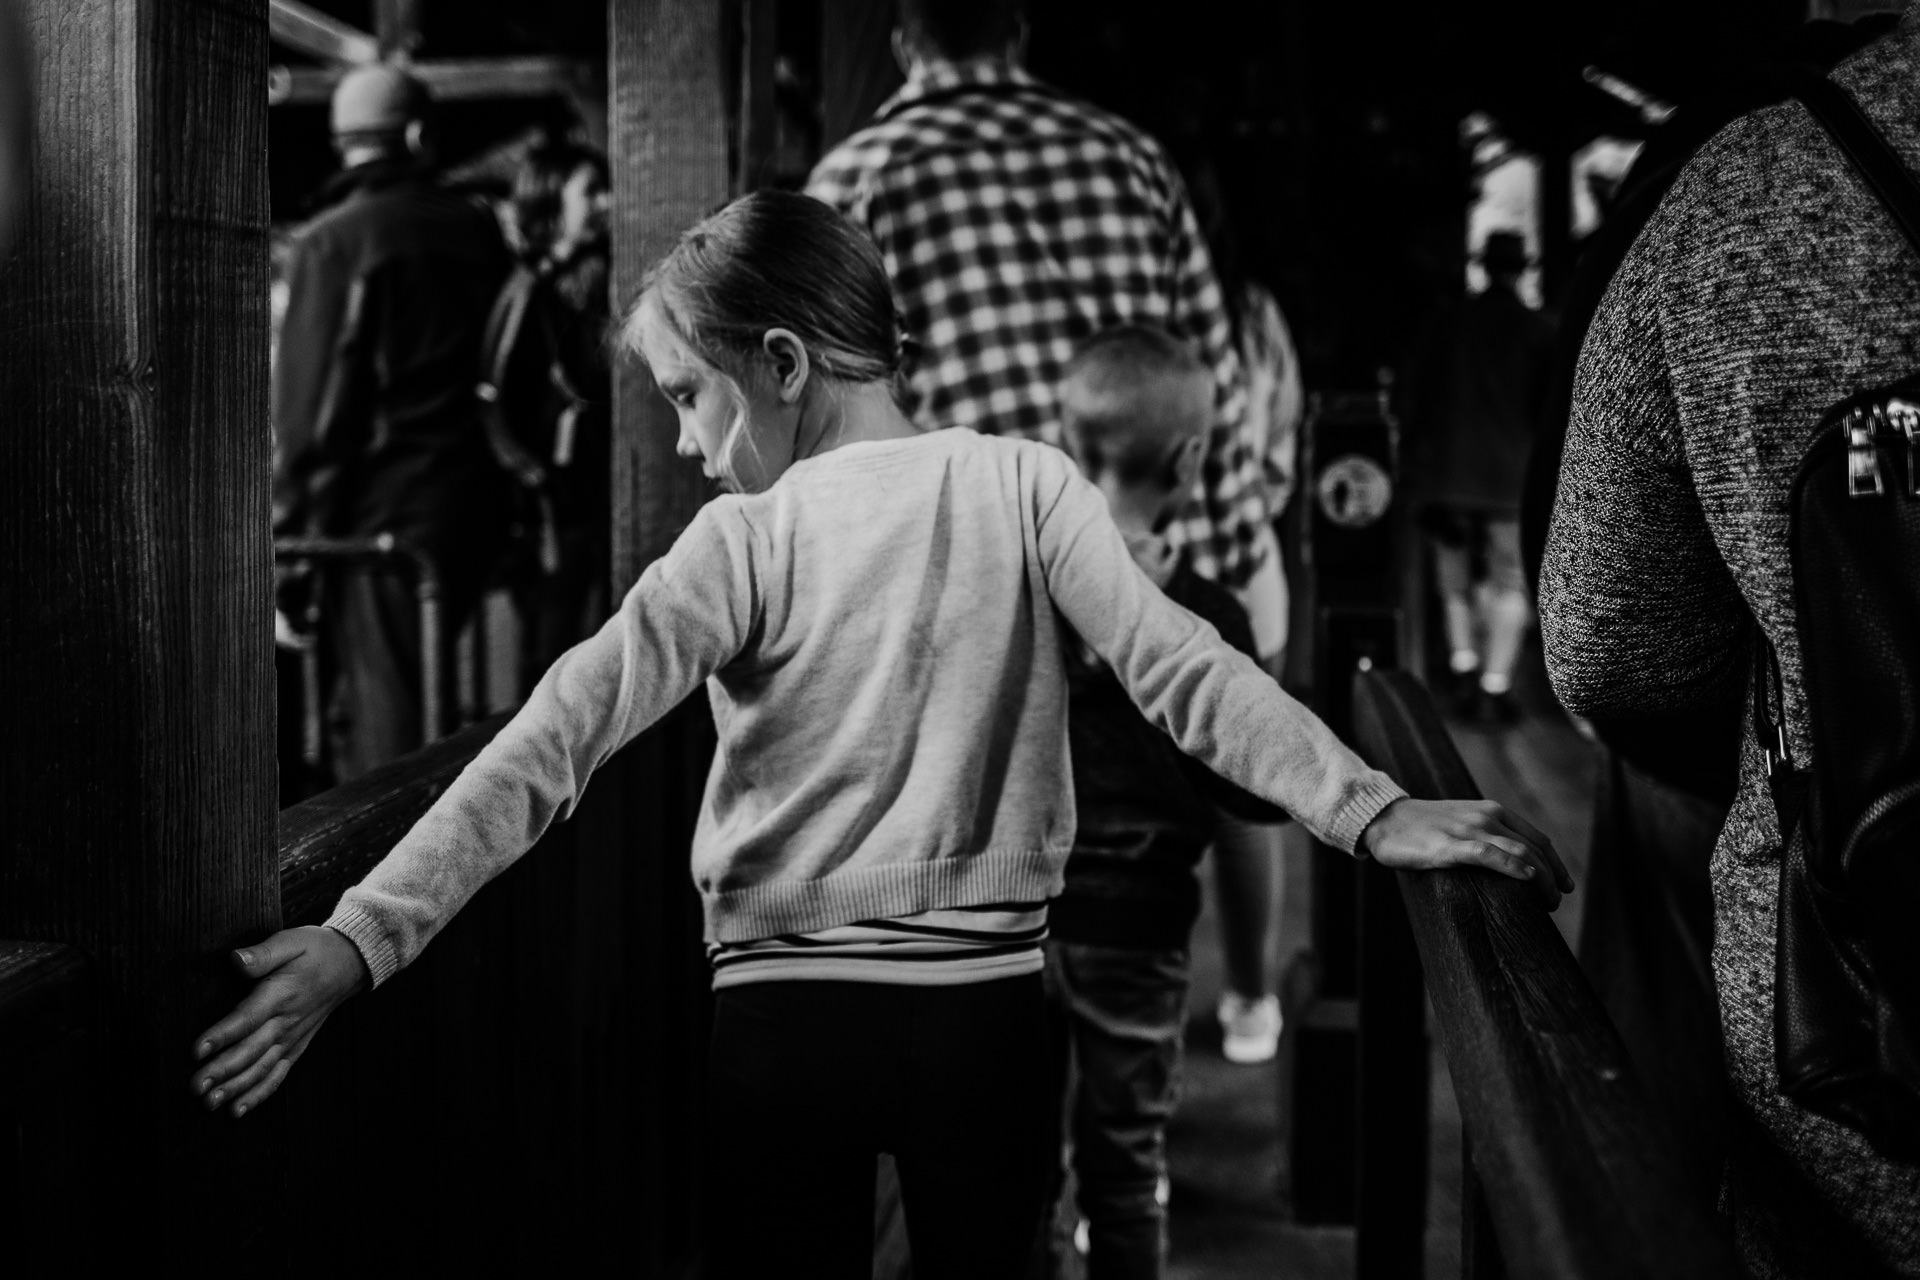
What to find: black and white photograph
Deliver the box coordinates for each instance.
[2,0,1916,1275]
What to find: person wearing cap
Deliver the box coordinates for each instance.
[1402,228,1556,724]
[273,64,514,780]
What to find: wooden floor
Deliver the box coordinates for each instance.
[1163,640,1599,1279]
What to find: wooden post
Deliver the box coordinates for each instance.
[595,1,732,1271]
[738,0,780,192]
[0,0,278,1262]
[609,0,730,579]
[1282,391,1429,1266]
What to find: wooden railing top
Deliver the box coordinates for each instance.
[279,713,511,925]
[0,939,93,1093]
[1351,668,1739,1279]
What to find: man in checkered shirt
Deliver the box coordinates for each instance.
[805,0,1277,604]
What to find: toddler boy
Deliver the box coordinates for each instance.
[1042,325,1284,1278]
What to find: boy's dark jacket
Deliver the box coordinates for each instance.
[1051,553,1284,950]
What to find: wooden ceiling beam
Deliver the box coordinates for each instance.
[269,55,593,107]
[268,0,378,65]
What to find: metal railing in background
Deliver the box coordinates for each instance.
[1350,668,1740,1279]
[273,534,448,767]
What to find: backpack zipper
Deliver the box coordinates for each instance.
[1889,396,1920,496]
[1843,395,1920,498]
[1847,406,1885,496]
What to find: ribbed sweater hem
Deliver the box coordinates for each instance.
[703,845,1069,944]
[325,902,402,989]
[1327,778,1408,855]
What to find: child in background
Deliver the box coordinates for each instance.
[1042,326,1291,1278]
[188,191,1570,1280]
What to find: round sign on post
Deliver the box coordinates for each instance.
[1316,453,1394,529]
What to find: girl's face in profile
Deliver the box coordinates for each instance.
[635,295,791,494]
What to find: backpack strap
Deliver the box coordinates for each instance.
[475,263,548,489]
[1792,75,1920,260]
[1747,76,1919,840]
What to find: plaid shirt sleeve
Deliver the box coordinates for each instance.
[1158,166,1267,591]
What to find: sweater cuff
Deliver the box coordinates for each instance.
[323,902,402,989]
[1329,777,1409,856]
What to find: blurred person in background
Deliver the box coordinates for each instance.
[486,140,613,693]
[1185,158,1305,1065]
[273,65,513,781]
[1403,228,1554,725]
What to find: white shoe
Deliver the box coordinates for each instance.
[1217,992,1283,1065]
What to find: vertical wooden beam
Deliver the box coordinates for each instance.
[609,0,730,582]
[738,0,780,192]
[593,2,732,1272]
[820,0,900,153]
[0,0,278,1261]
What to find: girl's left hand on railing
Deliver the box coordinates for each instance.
[1360,797,1575,910]
[189,925,369,1118]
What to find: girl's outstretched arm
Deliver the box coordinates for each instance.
[1032,453,1572,905]
[189,927,369,1117]
[1360,796,1573,910]
[190,501,756,1116]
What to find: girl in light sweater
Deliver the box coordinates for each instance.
[191,190,1569,1279]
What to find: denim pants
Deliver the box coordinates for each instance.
[1041,941,1191,1280]
[702,975,1052,1280]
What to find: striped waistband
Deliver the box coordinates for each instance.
[708,900,1049,990]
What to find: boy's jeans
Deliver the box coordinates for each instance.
[1040,940,1191,1280]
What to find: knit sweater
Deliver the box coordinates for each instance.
[328,428,1403,986]
[1540,15,1920,1275]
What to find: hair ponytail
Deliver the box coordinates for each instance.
[619,191,910,490]
[623,190,905,385]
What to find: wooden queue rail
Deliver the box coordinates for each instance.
[1350,668,1740,1279]
[0,941,93,1095]
[279,711,511,926]
[0,714,510,1070]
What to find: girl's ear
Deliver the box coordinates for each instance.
[762,328,811,403]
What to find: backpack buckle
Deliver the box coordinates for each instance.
[1847,408,1885,497]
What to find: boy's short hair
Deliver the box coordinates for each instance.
[1060,325,1214,489]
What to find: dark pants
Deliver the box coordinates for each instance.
[1041,942,1191,1280]
[508,537,607,695]
[703,976,1053,1280]
[321,566,472,782]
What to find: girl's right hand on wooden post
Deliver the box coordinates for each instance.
[1360,797,1574,910]
[188,925,369,1118]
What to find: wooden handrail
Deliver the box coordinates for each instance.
[279,712,512,925]
[1350,669,1739,1279]
[0,940,93,1093]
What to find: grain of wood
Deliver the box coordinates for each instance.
[1352,669,1740,1279]
[0,0,277,1260]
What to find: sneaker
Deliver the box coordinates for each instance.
[1217,992,1283,1064]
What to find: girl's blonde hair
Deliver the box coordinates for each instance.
[621,190,907,489]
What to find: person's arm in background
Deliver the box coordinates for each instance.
[1254,285,1305,520]
[1538,209,1747,716]
[1160,160,1258,565]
